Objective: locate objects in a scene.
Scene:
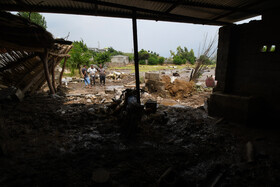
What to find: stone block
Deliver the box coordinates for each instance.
[145,72,160,81]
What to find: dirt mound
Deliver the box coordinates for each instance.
[161,75,171,89]
[161,75,195,99]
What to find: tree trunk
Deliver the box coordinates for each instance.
[59,57,68,85]
[41,48,55,94]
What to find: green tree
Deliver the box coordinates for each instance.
[138,49,150,60]
[138,49,164,65]
[139,59,146,65]
[108,47,123,56]
[17,12,47,29]
[158,57,165,65]
[173,56,184,65]
[148,56,158,65]
[94,51,110,65]
[187,49,196,64]
[198,55,212,65]
[67,40,91,74]
[170,46,196,65]
[128,53,134,62]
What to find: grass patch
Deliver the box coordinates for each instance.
[108,64,207,73]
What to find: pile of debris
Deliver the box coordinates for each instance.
[162,75,195,99]
[107,71,127,80]
[145,72,195,99]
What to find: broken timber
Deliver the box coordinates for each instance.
[41,48,55,94]
[59,57,68,85]
[0,12,73,99]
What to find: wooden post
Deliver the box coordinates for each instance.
[51,60,56,92]
[132,12,141,104]
[59,57,68,85]
[41,48,55,94]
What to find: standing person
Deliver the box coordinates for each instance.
[99,64,106,86]
[87,64,97,87]
[81,65,90,88]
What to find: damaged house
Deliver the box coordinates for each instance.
[0,11,72,100]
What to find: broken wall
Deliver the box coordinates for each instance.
[209,15,280,124]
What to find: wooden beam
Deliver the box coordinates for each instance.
[59,57,68,86]
[22,68,44,93]
[165,0,182,13]
[49,52,70,58]
[41,48,55,94]
[0,53,37,72]
[51,60,56,92]
[54,39,73,45]
[132,13,140,104]
[15,58,41,88]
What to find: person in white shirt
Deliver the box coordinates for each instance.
[87,64,97,86]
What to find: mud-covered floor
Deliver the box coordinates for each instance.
[1,93,280,186]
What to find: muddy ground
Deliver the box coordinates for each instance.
[1,69,280,186]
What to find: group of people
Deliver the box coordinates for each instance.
[81,64,106,88]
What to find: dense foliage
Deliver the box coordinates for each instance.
[67,40,92,74]
[197,55,213,65]
[148,56,158,65]
[173,56,185,65]
[158,57,165,65]
[138,49,164,65]
[94,52,111,64]
[170,46,196,65]
[67,40,128,74]
[66,40,215,74]
[18,12,47,29]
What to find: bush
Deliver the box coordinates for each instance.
[173,56,185,65]
[148,56,158,65]
[139,59,146,65]
[198,55,212,65]
[94,51,110,64]
[158,57,165,65]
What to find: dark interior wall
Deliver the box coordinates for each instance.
[210,16,280,123]
[230,21,280,98]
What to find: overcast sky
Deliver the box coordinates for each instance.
[42,13,260,57]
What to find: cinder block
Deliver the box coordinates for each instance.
[208,92,266,125]
[145,72,160,81]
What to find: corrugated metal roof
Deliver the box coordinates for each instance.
[1,0,279,25]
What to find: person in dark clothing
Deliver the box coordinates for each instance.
[81,65,90,88]
[99,64,106,86]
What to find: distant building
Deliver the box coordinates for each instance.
[111,55,129,65]
[88,47,108,53]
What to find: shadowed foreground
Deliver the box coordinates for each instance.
[0,93,279,186]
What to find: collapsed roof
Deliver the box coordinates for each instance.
[0,11,72,100]
[1,0,280,25]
